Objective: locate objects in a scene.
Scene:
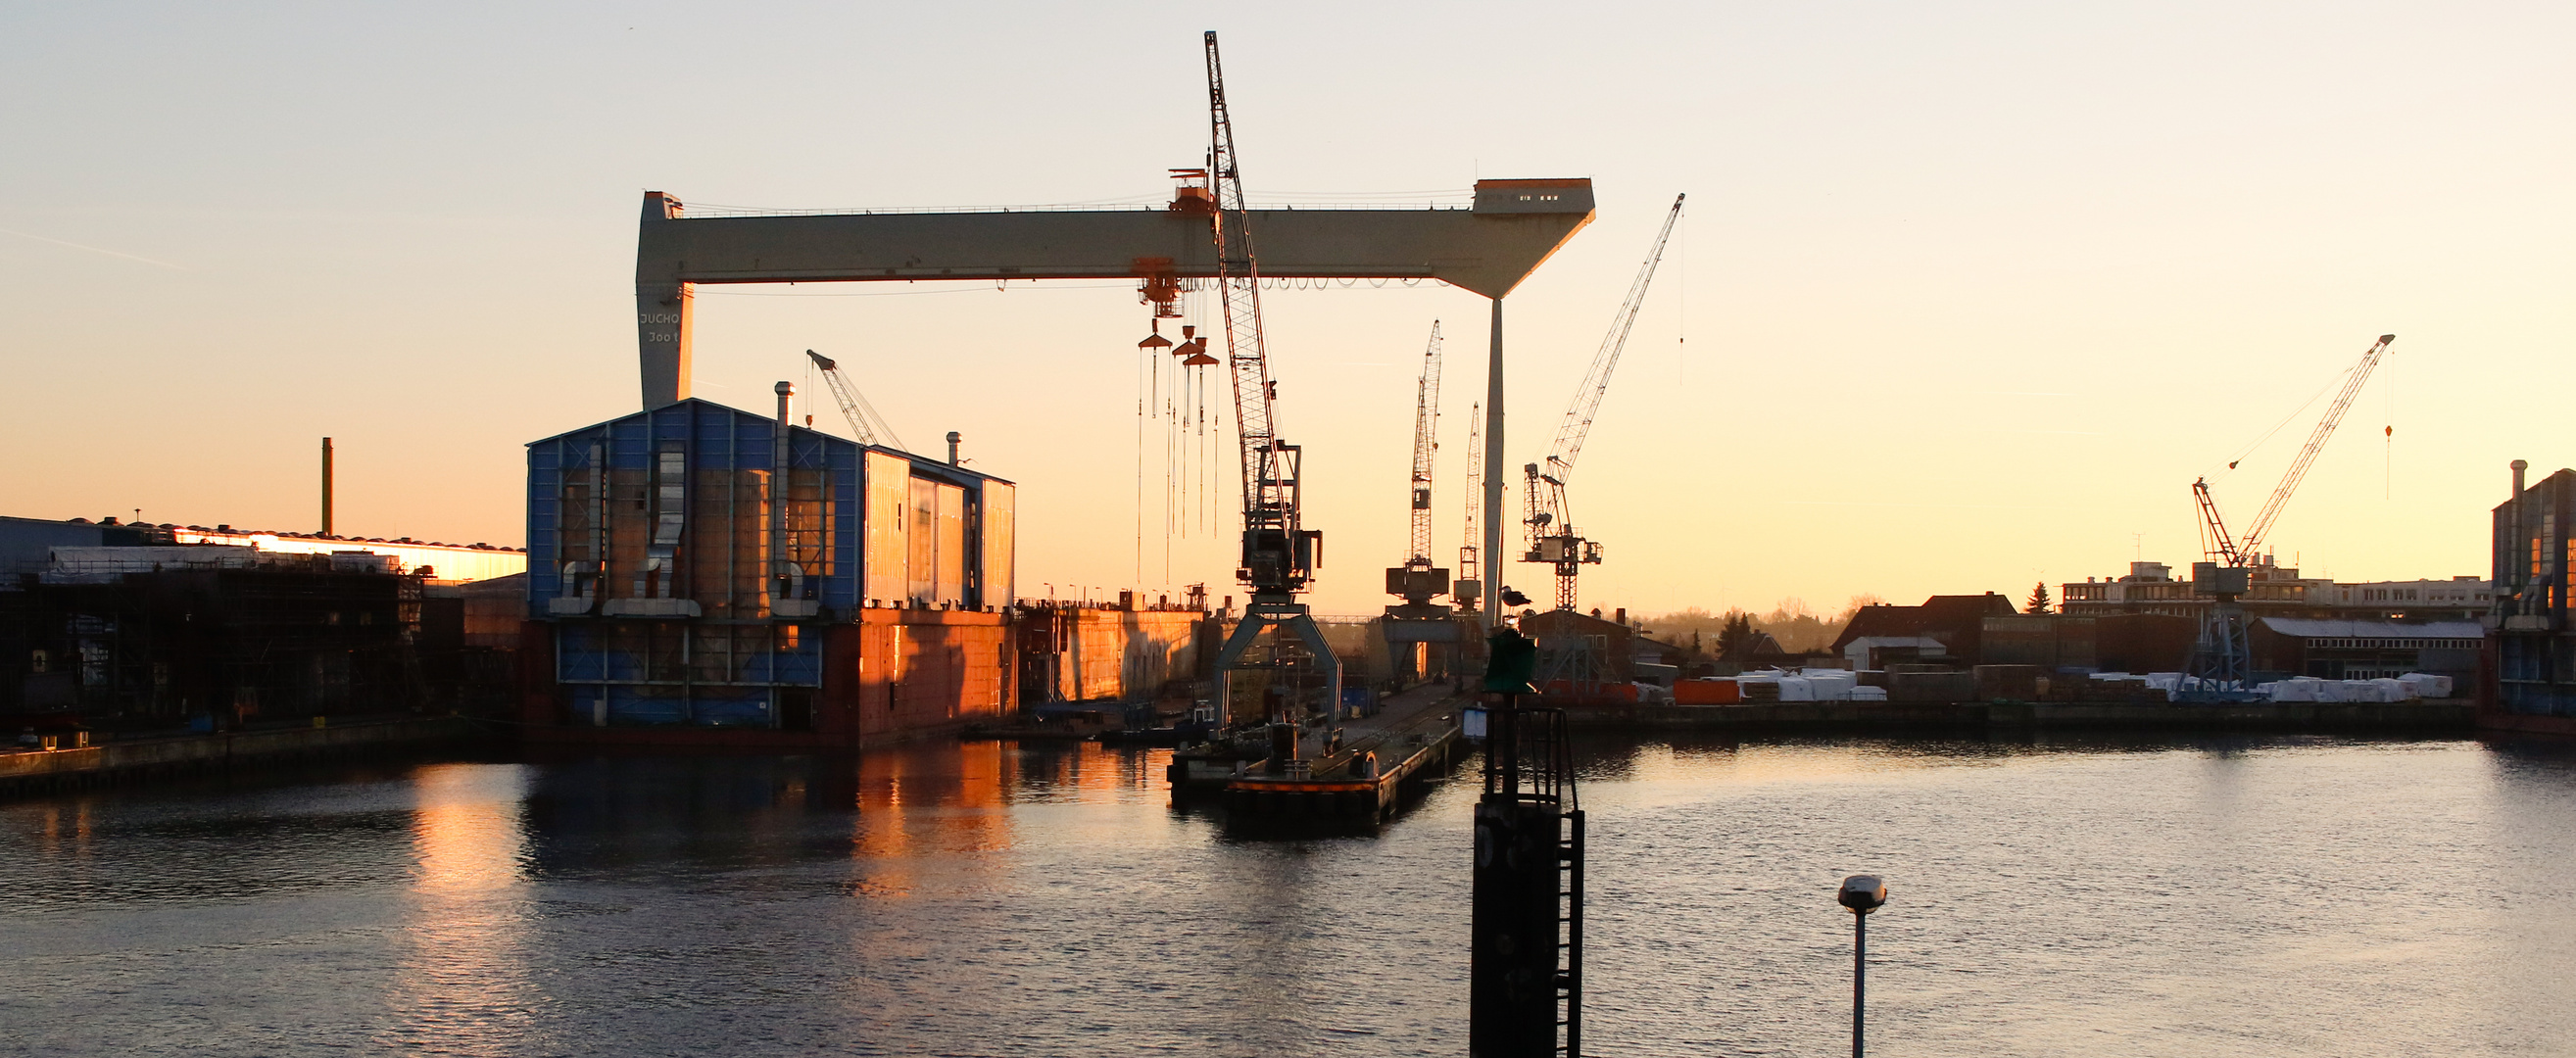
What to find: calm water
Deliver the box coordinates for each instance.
[5,734,2575,1057]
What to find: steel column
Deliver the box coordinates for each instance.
[1483,297,1504,627]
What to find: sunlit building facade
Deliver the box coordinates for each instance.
[520,399,1017,744]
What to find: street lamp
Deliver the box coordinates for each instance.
[1838,874,1887,1058]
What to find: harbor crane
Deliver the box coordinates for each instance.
[1521,193,1684,612]
[1402,322,1444,577]
[1195,31,1343,726]
[1458,402,1484,616]
[2186,333,2397,693]
[1385,322,1459,669]
[2193,333,2397,569]
[803,349,905,451]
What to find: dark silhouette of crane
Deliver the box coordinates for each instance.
[1383,322,1455,680]
[1521,194,1684,612]
[1403,322,1444,574]
[1458,401,1484,616]
[1196,31,1341,727]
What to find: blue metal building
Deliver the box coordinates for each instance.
[524,399,1013,730]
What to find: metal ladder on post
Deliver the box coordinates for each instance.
[1556,804,1585,1057]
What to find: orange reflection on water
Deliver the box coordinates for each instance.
[1017,742,1170,798]
[33,799,95,857]
[375,763,541,1056]
[410,765,528,893]
[848,741,1024,900]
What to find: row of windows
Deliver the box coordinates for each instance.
[2307,638,2479,649]
[2355,588,2490,603]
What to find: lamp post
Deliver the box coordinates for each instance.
[1838,874,1887,1058]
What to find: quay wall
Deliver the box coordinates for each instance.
[520,607,1013,750]
[0,715,473,799]
[1565,699,2477,732]
[1048,608,1204,703]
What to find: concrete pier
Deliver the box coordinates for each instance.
[1215,682,1466,822]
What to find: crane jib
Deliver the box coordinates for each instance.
[1517,193,1684,611]
[2196,334,2395,566]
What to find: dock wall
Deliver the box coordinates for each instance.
[519,607,1014,749]
[1057,608,1203,702]
[0,715,473,799]
[1565,699,2477,731]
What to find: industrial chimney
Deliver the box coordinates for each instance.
[320,437,334,536]
[947,431,962,466]
[774,381,795,424]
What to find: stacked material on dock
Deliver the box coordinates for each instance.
[2257,674,2449,702]
[1676,669,1883,703]
[2092,671,2453,702]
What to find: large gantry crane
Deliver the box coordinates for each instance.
[1385,322,1457,674]
[628,44,1596,639]
[2186,333,2397,693]
[1521,194,1684,612]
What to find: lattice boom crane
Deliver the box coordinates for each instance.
[1459,402,1484,613]
[1522,193,1684,612]
[1406,322,1444,567]
[2194,333,2397,568]
[1197,30,1339,726]
[803,349,904,451]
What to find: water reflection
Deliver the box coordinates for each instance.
[374,764,542,1055]
[2,735,2574,1057]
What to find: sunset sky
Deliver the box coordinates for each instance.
[5,1,2570,616]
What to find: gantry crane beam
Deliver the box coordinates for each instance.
[632,189,1593,409]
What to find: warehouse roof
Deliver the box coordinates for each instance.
[2256,618,2484,641]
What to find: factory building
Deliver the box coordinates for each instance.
[1,515,527,727]
[516,398,1017,745]
[2061,560,2491,622]
[2486,461,2576,732]
[2249,618,2482,684]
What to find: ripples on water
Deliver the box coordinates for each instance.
[4,735,2574,1057]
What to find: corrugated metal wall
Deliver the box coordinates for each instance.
[524,400,1014,730]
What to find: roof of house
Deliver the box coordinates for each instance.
[1830,593,2018,651]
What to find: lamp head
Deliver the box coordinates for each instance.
[1838,874,1887,913]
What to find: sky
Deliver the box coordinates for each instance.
[3,1,2570,617]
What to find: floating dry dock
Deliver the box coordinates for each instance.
[1168,683,1466,822]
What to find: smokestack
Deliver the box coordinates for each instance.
[2512,459,2532,604]
[774,381,795,424]
[320,437,334,536]
[947,431,962,465]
